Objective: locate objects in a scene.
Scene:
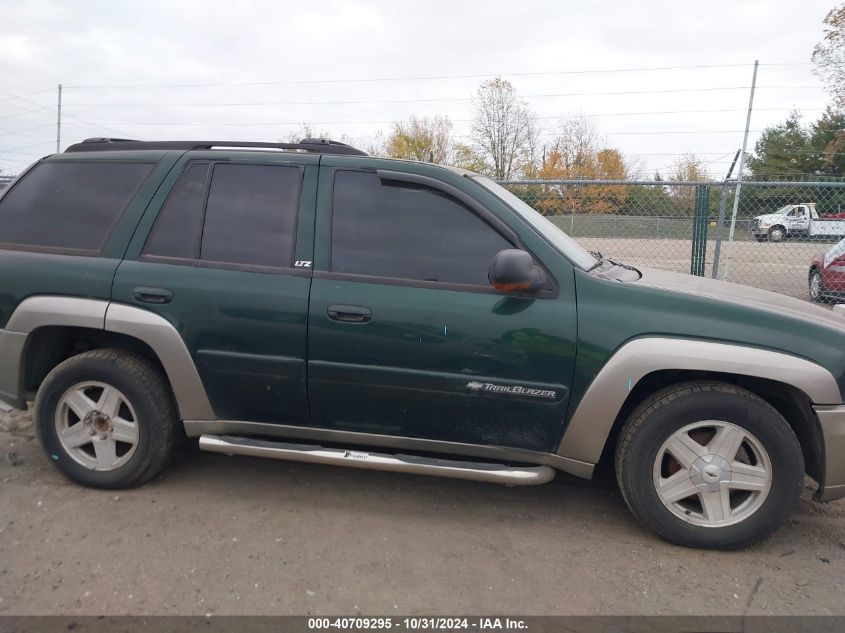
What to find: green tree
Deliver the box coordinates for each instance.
[746,111,812,178]
[808,108,845,174]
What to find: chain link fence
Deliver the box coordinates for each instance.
[499,178,845,302]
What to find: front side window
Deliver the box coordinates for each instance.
[200,164,302,269]
[331,171,512,286]
[0,161,153,253]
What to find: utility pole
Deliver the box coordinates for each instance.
[721,61,758,281]
[710,149,742,278]
[56,83,62,154]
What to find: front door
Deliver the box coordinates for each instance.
[112,152,319,424]
[306,164,578,452]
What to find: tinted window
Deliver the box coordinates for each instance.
[0,161,153,253]
[143,163,209,260]
[331,171,511,285]
[200,164,301,268]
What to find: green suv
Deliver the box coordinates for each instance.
[1,137,843,549]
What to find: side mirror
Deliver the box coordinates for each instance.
[488,249,544,292]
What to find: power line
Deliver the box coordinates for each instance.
[59,85,817,109]
[0,88,56,104]
[60,62,811,89]
[75,107,825,127]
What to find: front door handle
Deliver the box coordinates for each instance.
[327,304,372,323]
[133,286,174,304]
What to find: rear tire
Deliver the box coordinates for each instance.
[615,381,803,550]
[35,349,180,489]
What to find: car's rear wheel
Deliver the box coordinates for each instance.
[35,349,180,489]
[615,382,804,549]
[809,267,825,302]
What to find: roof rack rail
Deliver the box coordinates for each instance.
[64,137,368,156]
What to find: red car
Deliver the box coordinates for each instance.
[809,237,845,301]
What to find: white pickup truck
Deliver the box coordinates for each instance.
[751,203,845,242]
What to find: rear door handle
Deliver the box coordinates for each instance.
[133,286,174,304]
[327,304,372,323]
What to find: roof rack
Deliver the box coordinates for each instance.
[64,137,368,156]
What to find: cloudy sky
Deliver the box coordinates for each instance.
[0,0,837,178]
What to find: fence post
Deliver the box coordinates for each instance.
[690,185,709,276]
[711,183,730,278]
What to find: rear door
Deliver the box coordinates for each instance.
[305,161,578,452]
[112,151,318,424]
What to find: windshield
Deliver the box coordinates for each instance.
[472,176,597,270]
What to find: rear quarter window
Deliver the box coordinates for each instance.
[0,161,154,254]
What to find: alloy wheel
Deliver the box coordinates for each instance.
[652,421,772,528]
[54,381,140,471]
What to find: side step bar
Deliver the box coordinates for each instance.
[199,434,555,486]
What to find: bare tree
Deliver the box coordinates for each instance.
[543,117,600,178]
[813,3,845,110]
[384,115,453,163]
[470,78,537,179]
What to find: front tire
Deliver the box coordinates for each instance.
[767,226,786,242]
[35,349,180,489]
[615,382,803,549]
[809,267,825,302]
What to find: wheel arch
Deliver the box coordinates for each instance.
[557,338,836,483]
[1,296,214,420]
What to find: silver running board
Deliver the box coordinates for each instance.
[199,434,555,486]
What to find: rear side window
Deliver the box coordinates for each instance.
[0,161,153,253]
[142,162,302,270]
[143,163,209,260]
[331,171,512,285]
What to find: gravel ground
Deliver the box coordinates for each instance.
[0,408,843,616]
[577,237,827,300]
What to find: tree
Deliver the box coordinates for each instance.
[539,117,599,179]
[746,111,812,178]
[452,143,487,173]
[384,115,453,163]
[668,153,710,212]
[813,3,845,111]
[747,109,845,178]
[533,118,630,214]
[469,78,538,179]
[809,108,845,174]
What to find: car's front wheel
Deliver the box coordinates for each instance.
[767,226,786,242]
[809,267,825,302]
[615,382,804,549]
[35,349,180,489]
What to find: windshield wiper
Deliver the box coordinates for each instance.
[586,251,605,272]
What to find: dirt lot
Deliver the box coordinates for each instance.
[577,237,827,300]
[1,408,843,617]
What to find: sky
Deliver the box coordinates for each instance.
[0,0,838,179]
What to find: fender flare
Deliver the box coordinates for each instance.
[556,337,842,464]
[1,296,214,420]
